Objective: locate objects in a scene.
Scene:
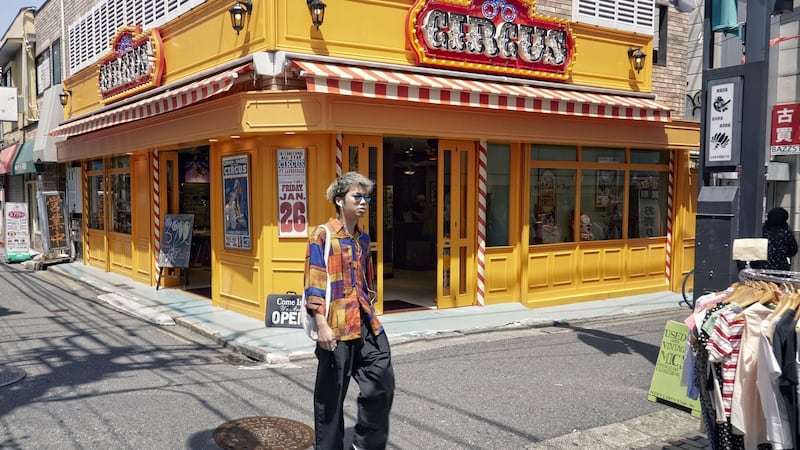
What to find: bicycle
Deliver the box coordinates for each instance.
[680,268,694,310]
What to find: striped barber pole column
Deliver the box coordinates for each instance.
[476,140,488,306]
[82,163,89,260]
[153,151,161,271]
[336,133,343,177]
[665,152,674,286]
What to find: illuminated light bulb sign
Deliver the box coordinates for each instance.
[406,0,575,80]
[98,25,165,104]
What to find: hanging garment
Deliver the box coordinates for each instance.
[757,318,793,449]
[730,303,772,448]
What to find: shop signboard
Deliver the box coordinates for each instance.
[37,191,69,254]
[222,154,251,250]
[705,77,742,166]
[98,25,165,104]
[265,292,303,328]
[770,103,800,155]
[647,320,701,417]
[158,214,194,269]
[4,202,31,262]
[277,148,308,238]
[406,0,575,80]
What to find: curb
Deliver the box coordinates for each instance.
[44,263,688,364]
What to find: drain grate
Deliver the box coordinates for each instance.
[213,416,314,450]
[0,366,26,387]
[217,354,261,367]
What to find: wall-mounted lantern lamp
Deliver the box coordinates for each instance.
[59,89,71,107]
[307,0,326,29]
[628,47,646,74]
[229,0,253,35]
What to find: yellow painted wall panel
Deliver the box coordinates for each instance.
[580,248,601,283]
[244,96,325,130]
[528,253,549,288]
[602,248,623,281]
[108,234,133,275]
[86,230,107,269]
[486,254,510,294]
[552,251,574,286]
[628,245,648,278]
[62,1,661,119]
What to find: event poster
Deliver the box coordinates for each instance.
[222,154,251,250]
[4,202,31,262]
[277,148,308,237]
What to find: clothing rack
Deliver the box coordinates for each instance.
[738,267,800,285]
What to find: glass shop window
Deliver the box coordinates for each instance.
[628,171,669,238]
[486,143,510,247]
[582,147,625,163]
[630,149,670,165]
[530,167,576,244]
[531,145,577,161]
[579,169,625,241]
[110,156,131,234]
[87,159,104,230]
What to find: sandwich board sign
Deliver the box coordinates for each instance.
[4,202,32,262]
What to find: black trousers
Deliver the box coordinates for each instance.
[314,316,395,450]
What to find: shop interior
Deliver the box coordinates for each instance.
[177,146,212,297]
[381,136,438,312]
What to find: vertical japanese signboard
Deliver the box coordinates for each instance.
[37,191,69,253]
[277,148,308,237]
[705,78,741,166]
[770,103,800,155]
[222,154,251,250]
[4,202,31,262]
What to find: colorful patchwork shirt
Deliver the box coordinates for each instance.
[304,218,383,341]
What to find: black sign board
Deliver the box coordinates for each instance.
[265,292,303,328]
[158,214,194,269]
[38,191,69,252]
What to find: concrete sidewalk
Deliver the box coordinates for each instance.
[45,261,687,363]
[42,261,709,449]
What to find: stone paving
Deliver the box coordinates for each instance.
[525,409,709,450]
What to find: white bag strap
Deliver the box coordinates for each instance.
[320,224,332,318]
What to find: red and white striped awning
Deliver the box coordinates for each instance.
[294,60,671,123]
[50,64,252,139]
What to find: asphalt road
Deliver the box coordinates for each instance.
[0,263,692,449]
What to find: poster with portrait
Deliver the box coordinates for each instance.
[222,154,251,250]
[596,170,617,207]
[277,148,308,238]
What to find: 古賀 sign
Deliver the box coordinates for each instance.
[98,25,165,104]
[406,0,574,80]
[771,103,800,155]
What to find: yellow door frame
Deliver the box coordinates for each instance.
[341,135,385,313]
[437,140,477,308]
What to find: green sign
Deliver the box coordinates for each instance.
[647,320,701,417]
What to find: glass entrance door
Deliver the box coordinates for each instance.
[437,140,476,308]
[341,135,385,313]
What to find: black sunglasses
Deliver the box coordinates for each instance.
[351,193,372,204]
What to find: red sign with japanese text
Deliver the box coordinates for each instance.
[771,103,800,155]
[406,0,574,81]
[98,25,165,104]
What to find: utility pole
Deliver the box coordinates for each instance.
[693,0,773,294]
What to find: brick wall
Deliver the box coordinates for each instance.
[652,4,690,119]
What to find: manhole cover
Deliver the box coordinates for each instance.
[0,366,26,387]
[213,416,314,450]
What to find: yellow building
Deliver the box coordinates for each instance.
[53,0,699,320]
